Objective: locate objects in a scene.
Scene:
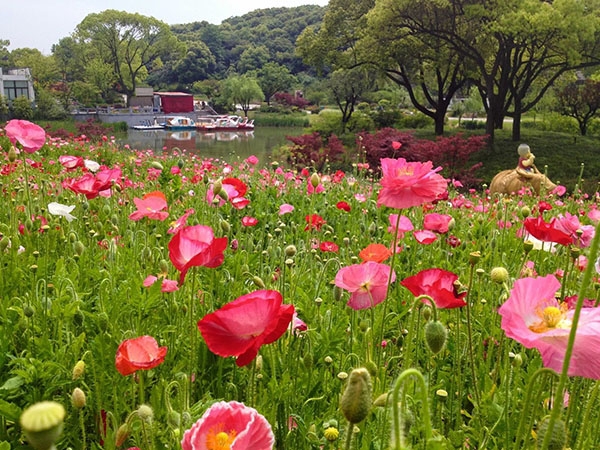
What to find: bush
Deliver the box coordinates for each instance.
[11,96,34,120]
[396,111,434,129]
[280,132,346,171]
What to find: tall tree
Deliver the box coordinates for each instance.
[75,10,184,105]
[557,79,600,136]
[373,0,600,141]
[255,62,296,105]
[222,74,264,116]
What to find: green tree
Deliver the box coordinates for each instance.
[75,10,184,105]
[0,39,12,68]
[11,48,59,89]
[174,42,216,86]
[237,45,270,74]
[557,79,600,136]
[222,75,264,116]
[328,67,377,132]
[255,62,296,105]
[375,0,600,141]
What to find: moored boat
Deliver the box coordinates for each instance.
[195,115,255,132]
[164,116,196,130]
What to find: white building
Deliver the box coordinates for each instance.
[0,67,35,102]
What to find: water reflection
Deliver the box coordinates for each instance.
[122,127,304,164]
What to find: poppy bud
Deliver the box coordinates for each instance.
[71,388,86,409]
[72,360,85,380]
[469,251,481,265]
[73,241,85,256]
[137,404,154,423]
[536,415,567,450]
[167,410,181,428]
[334,285,343,301]
[159,259,170,275]
[490,267,509,284]
[252,276,266,289]
[340,368,372,424]
[24,304,35,318]
[8,146,17,163]
[177,159,185,169]
[424,321,448,354]
[0,236,10,252]
[220,219,231,233]
[310,173,321,188]
[20,401,66,450]
[373,392,391,407]
[212,178,223,196]
[150,161,164,170]
[115,423,130,447]
[285,245,297,257]
[520,206,531,218]
[524,240,534,253]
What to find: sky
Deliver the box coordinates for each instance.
[4,0,329,55]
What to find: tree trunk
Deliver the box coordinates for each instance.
[434,111,445,136]
[512,99,522,141]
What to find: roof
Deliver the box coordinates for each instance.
[155,92,193,97]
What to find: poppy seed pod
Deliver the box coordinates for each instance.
[20,401,66,450]
[340,368,373,424]
[310,173,321,188]
[490,267,509,284]
[424,320,448,354]
[536,415,567,450]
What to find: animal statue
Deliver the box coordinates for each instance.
[489,169,557,195]
[489,143,557,195]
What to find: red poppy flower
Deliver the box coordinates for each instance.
[305,214,326,231]
[359,243,392,263]
[129,191,169,221]
[401,268,467,309]
[5,119,46,153]
[168,225,228,284]
[197,290,295,367]
[523,216,573,246]
[414,230,437,245]
[319,241,339,253]
[336,201,351,212]
[222,178,248,197]
[62,168,121,199]
[115,336,167,376]
[423,213,453,234]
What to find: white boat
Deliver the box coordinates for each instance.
[164,116,196,130]
[196,115,255,132]
[131,118,165,130]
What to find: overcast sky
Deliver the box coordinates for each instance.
[4,0,329,55]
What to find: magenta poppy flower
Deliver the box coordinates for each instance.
[242,216,259,227]
[197,290,295,367]
[401,268,466,309]
[181,401,274,450]
[553,213,595,248]
[168,225,228,284]
[5,119,46,153]
[423,213,453,234]
[245,155,259,165]
[414,230,437,245]
[115,336,167,376]
[129,191,169,221]
[377,158,447,209]
[498,275,600,379]
[388,214,414,237]
[334,262,396,310]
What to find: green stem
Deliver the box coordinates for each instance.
[574,380,600,450]
[344,423,354,450]
[540,221,600,450]
[465,263,480,408]
[391,368,432,450]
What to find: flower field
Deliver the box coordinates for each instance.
[2,119,600,450]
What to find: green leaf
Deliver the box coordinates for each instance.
[0,399,22,422]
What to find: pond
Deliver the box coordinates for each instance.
[120,126,306,165]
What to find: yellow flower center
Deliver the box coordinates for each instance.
[529,304,569,333]
[206,427,237,450]
[395,167,414,177]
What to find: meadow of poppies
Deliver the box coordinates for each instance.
[2,119,600,450]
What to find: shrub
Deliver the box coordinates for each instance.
[282,132,346,171]
[358,128,418,170]
[396,111,434,129]
[273,92,310,109]
[11,96,34,120]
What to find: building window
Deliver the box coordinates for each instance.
[4,81,30,101]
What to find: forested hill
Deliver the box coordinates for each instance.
[169,5,326,79]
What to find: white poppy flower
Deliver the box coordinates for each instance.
[48,202,77,222]
[84,159,100,172]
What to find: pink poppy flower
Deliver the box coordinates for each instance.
[168,225,228,284]
[334,261,396,310]
[58,155,85,170]
[242,216,259,227]
[423,213,453,234]
[115,336,167,376]
[279,204,294,215]
[392,141,402,150]
[377,158,447,209]
[388,214,414,237]
[414,230,437,244]
[551,185,567,196]
[197,290,295,367]
[129,191,169,221]
[245,155,259,165]
[401,268,466,309]
[588,209,600,223]
[553,213,595,248]
[498,275,600,379]
[5,119,46,153]
[168,209,195,234]
[144,275,179,293]
[181,401,274,450]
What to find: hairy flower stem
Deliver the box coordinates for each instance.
[465,263,481,408]
[574,380,600,450]
[540,220,600,450]
[343,423,354,450]
[391,368,433,450]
